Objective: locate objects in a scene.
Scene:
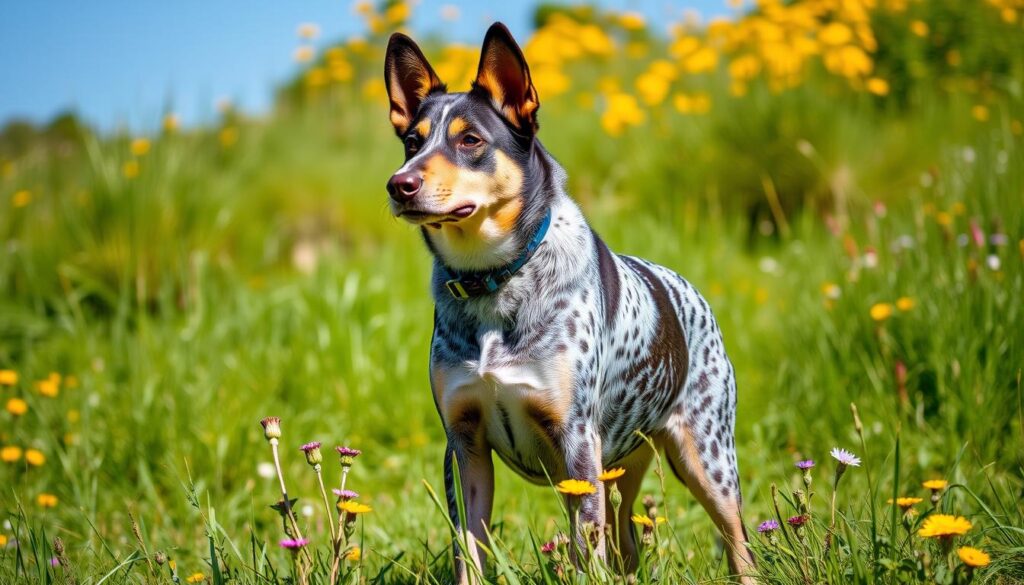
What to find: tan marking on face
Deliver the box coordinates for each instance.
[448,117,468,137]
[390,110,410,134]
[415,118,431,138]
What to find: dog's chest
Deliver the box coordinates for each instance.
[432,328,574,483]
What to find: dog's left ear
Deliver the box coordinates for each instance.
[472,23,539,135]
[384,33,446,136]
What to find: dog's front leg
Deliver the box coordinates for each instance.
[444,437,494,585]
[563,427,606,564]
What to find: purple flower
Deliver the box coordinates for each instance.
[795,460,815,470]
[300,441,321,452]
[299,441,323,466]
[336,446,361,467]
[541,540,556,554]
[333,489,360,501]
[787,515,807,527]
[335,446,361,457]
[280,538,309,550]
[50,557,60,567]
[757,519,780,533]
[830,448,861,467]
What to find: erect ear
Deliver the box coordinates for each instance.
[384,33,445,136]
[472,23,539,135]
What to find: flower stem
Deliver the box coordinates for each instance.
[316,467,338,543]
[270,439,311,564]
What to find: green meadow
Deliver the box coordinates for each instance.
[1,1,1023,583]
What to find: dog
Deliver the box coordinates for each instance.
[384,23,755,584]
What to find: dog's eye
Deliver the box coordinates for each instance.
[405,135,421,153]
[459,134,483,148]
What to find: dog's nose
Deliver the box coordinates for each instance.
[387,171,423,202]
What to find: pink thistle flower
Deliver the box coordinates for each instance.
[541,540,556,554]
[757,519,780,533]
[336,446,361,467]
[787,515,807,527]
[332,489,359,501]
[259,417,281,441]
[280,538,309,550]
[299,441,323,466]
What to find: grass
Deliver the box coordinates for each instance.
[2,1,1024,583]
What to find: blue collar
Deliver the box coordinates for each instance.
[441,210,552,300]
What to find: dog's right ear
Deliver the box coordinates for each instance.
[384,33,445,136]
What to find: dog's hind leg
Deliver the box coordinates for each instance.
[659,366,755,584]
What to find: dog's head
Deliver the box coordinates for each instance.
[384,23,553,270]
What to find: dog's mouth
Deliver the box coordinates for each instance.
[397,204,477,227]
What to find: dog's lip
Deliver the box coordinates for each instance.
[397,203,477,223]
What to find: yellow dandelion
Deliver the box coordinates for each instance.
[219,127,239,148]
[556,479,597,496]
[130,138,151,157]
[338,501,373,515]
[971,105,989,122]
[344,546,361,561]
[887,496,923,510]
[122,160,140,179]
[385,3,410,24]
[919,514,972,538]
[896,297,915,311]
[0,369,17,386]
[163,113,180,133]
[910,20,929,37]
[598,468,626,482]
[186,573,206,584]
[923,479,949,491]
[1,446,23,463]
[866,77,890,96]
[818,22,853,46]
[936,211,953,226]
[0,534,7,547]
[619,12,646,30]
[869,303,893,322]
[25,449,46,466]
[36,377,59,398]
[12,190,32,208]
[6,398,28,416]
[958,546,990,568]
[37,493,58,508]
[631,514,667,527]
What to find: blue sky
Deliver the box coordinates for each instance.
[1,1,724,131]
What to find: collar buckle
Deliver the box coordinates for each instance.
[445,279,470,300]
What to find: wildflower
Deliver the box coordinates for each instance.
[332,489,359,501]
[919,514,972,538]
[556,479,597,496]
[888,497,923,511]
[36,375,59,397]
[130,138,151,157]
[540,540,556,554]
[630,515,665,527]
[870,303,893,322]
[787,515,807,527]
[598,468,625,482]
[1,446,22,463]
[619,11,646,30]
[294,46,315,63]
[6,398,27,416]
[896,297,915,311]
[344,546,361,561]
[186,572,206,583]
[163,114,180,133]
[958,546,990,568]
[972,105,990,122]
[0,370,17,385]
[260,417,281,441]
[338,501,372,515]
[300,441,323,466]
[335,446,361,467]
[795,460,815,470]
[924,479,948,506]
[866,77,890,96]
[12,190,32,208]
[25,449,45,466]
[279,538,309,550]
[821,282,841,300]
[296,23,320,40]
[257,462,275,478]
[757,519,780,533]
[37,493,58,508]
[830,448,860,487]
[122,160,139,179]
[0,534,6,547]
[910,20,929,37]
